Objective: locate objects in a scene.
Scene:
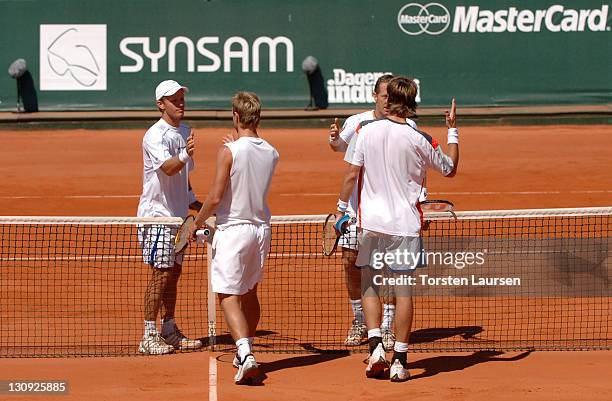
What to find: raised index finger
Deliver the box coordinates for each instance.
[450,98,456,117]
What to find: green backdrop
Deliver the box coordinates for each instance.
[1,0,610,110]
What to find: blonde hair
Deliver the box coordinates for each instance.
[386,77,418,118]
[232,91,261,128]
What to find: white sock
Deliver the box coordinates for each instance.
[350,299,365,324]
[393,341,409,353]
[381,304,395,331]
[161,317,176,334]
[367,328,382,339]
[144,320,157,335]
[236,337,251,361]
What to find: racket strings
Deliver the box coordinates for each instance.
[322,215,339,255]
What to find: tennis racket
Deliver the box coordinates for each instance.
[174,215,211,254]
[419,199,457,230]
[322,213,351,256]
[174,216,195,254]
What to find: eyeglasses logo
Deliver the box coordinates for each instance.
[40,24,107,91]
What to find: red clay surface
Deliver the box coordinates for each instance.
[0,124,611,400]
[1,125,611,215]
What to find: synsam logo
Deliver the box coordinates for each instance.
[398,3,610,34]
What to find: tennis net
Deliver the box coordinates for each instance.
[0,207,610,357]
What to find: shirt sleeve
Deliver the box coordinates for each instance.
[350,128,366,167]
[339,125,356,145]
[143,132,171,171]
[339,115,358,144]
[420,136,454,176]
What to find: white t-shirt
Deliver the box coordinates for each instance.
[341,112,418,216]
[215,136,279,228]
[349,118,454,236]
[339,110,375,147]
[137,118,194,218]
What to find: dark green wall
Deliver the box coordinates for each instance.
[1,0,610,110]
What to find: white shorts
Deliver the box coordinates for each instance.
[138,224,183,269]
[211,223,271,295]
[355,229,425,271]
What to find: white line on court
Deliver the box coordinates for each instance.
[209,355,218,401]
[0,195,140,199]
[0,190,610,200]
[279,190,612,196]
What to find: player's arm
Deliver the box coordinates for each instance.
[160,129,196,176]
[424,98,459,178]
[444,99,459,177]
[193,146,232,229]
[337,163,361,217]
[329,118,349,152]
[336,130,365,218]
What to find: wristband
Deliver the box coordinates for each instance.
[447,128,459,145]
[337,199,348,212]
[334,214,351,235]
[178,148,191,163]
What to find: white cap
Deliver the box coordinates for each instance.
[155,80,188,100]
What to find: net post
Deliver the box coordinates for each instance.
[205,217,216,351]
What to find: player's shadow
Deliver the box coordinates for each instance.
[255,346,351,385]
[197,330,277,348]
[216,345,351,386]
[408,350,533,380]
[260,350,351,375]
[410,326,484,344]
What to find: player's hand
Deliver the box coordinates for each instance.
[222,133,235,144]
[187,224,198,242]
[329,118,340,141]
[186,130,196,157]
[334,211,347,235]
[445,98,457,129]
[334,211,344,222]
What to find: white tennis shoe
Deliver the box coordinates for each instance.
[234,354,261,385]
[138,332,174,355]
[382,329,395,351]
[344,319,367,346]
[365,343,389,378]
[389,359,410,382]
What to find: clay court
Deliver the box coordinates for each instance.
[1,123,611,400]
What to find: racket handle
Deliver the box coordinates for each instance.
[195,228,211,244]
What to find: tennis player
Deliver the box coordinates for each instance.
[191,92,279,385]
[329,74,426,350]
[336,76,459,381]
[136,80,203,355]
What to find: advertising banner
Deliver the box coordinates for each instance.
[1,0,610,110]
